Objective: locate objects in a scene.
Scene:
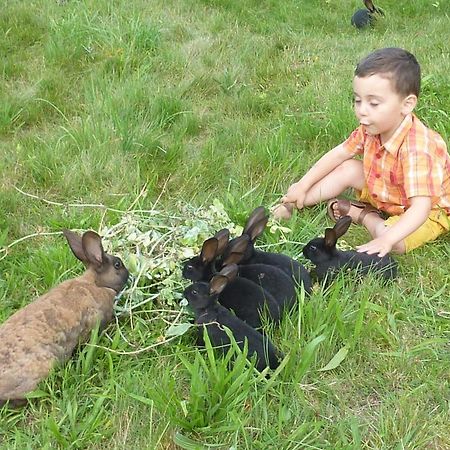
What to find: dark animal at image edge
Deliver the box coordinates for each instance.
[351,0,384,29]
[0,230,129,408]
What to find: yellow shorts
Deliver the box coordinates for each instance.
[358,187,450,252]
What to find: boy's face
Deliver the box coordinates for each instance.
[353,74,416,144]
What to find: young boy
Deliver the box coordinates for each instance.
[273,47,450,257]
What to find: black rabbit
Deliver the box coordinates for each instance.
[183,265,283,372]
[225,207,312,294]
[221,235,297,314]
[302,215,397,282]
[182,228,230,282]
[210,264,280,329]
[351,0,384,29]
[183,232,281,328]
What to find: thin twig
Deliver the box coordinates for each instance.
[13,185,163,215]
[86,334,181,355]
[126,183,148,212]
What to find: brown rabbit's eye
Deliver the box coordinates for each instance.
[310,245,317,251]
[191,289,197,295]
[114,259,122,269]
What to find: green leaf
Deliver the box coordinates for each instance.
[25,389,49,400]
[297,334,326,378]
[173,431,225,449]
[318,346,349,372]
[165,322,193,337]
[173,432,207,449]
[127,392,154,407]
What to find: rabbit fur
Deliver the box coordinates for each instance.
[225,207,312,294]
[182,232,281,328]
[302,215,398,282]
[221,235,297,314]
[183,264,282,372]
[0,230,129,408]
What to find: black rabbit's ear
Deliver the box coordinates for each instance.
[324,228,337,248]
[222,235,249,265]
[363,0,375,12]
[243,207,268,242]
[218,263,238,282]
[200,238,219,263]
[222,251,243,265]
[209,274,229,295]
[243,207,267,233]
[228,235,250,253]
[333,216,352,238]
[81,231,105,267]
[214,229,230,255]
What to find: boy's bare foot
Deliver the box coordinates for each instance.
[272,203,294,220]
[327,198,382,225]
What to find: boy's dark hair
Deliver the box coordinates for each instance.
[355,47,421,98]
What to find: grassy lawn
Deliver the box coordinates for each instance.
[1,0,449,448]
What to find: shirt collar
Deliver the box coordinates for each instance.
[381,114,414,154]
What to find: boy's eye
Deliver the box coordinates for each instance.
[354,99,361,104]
[370,102,380,107]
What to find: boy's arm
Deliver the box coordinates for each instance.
[357,196,432,257]
[282,143,353,209]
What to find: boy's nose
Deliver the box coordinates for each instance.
[357,103,368,116]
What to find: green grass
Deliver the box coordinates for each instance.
[1,0,449,448]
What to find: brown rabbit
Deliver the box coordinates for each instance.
[0,229,129,408]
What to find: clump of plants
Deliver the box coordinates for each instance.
[102,199,242,316]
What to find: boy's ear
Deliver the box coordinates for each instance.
[401,94,417,115]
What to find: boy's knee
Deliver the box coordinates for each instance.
[339,159,363,175]
[334,159,365,188]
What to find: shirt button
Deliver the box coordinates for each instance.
[376,153,382,159]
[375,173,381,178]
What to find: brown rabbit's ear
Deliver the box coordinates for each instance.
[63,229,87,262]
[200,238,218,263]
[243,207,268,236]
[209,274,229,295]
[218,263,238,282]
[81,231,105,267]
[333,216,352,239]
[214,228,230,255]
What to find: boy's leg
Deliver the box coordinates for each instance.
[302,159,365,206]
[273,159,366,219]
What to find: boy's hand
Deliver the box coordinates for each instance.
[356,237,393,258]
[282,182,306,209]
[273,182,307,220]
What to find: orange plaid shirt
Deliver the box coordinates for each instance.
[343,114,450,216]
